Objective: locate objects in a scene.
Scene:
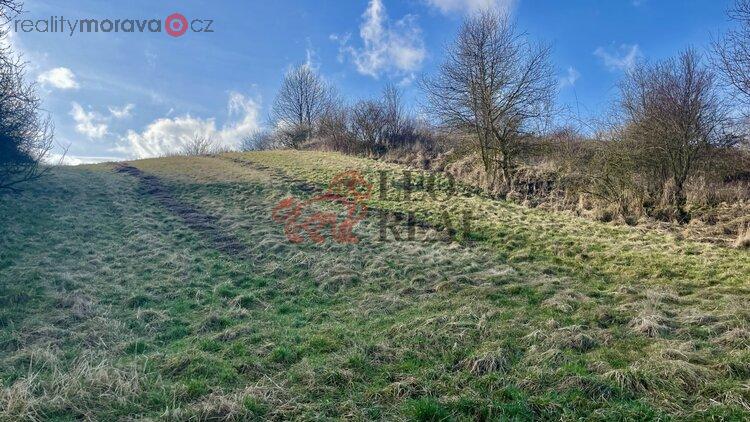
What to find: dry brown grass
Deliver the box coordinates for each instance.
[735,223,750,249]
[459,348,510,375]
[1,359,144,421]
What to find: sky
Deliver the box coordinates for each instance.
[5,0,737,164]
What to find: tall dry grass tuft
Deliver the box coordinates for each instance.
[735,223,750,249]
[0,359,144,421]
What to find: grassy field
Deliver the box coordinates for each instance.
[1,150,748,420]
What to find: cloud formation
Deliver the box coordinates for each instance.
[108,104,135,119]
[594,44,642,72]
[335,0,426,79]
[47,153,121,166]
[425,0,515,14]
[118,92,261,159]
[70,102,108,139]
[559,66,580,88]
[37,67,79,90]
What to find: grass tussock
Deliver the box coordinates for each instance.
[629,312,673,338]
[736,223,750,249]
[1,359,144,421]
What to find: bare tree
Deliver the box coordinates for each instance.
[382,83,404,147]
[0,0,56,193]
[619,48,736,217]
[714,0,750,107]
[318,103,353,153]
[422,10,555,191]
[271,64,332,148]
[350,100,388,156]
[380,83,423,150]
[181,133,219,156]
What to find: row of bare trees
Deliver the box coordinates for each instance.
[257,5,748,221]
[574,48,741,221]
[424,9,748,219]
[254,66,430,156]
[261,11,556,190]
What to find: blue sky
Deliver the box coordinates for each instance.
[8,0,735,163]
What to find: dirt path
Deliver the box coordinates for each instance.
[114,163,249,257]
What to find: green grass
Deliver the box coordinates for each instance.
[0,152,748,420]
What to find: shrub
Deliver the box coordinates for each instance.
[241,129,276,151]
[180,133,220,156]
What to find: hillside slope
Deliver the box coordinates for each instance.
[0,151,748,420]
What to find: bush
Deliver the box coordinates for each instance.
[180,133,220,156]
[276,122,312,149]
[315,84,440,157]
[241,129,276,151]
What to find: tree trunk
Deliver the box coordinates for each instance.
[673,178,689,223]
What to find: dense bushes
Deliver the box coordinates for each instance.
[272,80,437,158]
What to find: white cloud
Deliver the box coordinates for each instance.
[70,102,108,139]
[305,48,317,70]
[108,104,135,119]
[304,38,320,71]
[119,116,214,159]
[118,92,261,159]
[46,153,121,166]
[335,0,426,79]
[559,66,580,88]
[425,0,515,14]
[223,91,262,143]
[594,44,642,72]
[38,67,79,90]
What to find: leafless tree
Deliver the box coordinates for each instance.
[0,0,22,23]
[380,83,423,150]
[350,99,388,156]
[619,48,736,217]
[318,103,353,153]
[0,0,56,193]
[181,133,219,156]
[421,10,555,191]
[714,0,750,107]
[382,83,404,147]
[271,64,332,148]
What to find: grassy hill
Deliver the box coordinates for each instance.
[1,151,748,420]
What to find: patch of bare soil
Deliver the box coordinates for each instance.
[114,163,248,256]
